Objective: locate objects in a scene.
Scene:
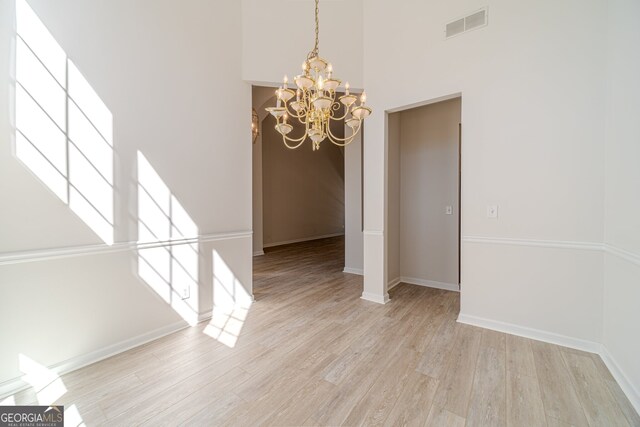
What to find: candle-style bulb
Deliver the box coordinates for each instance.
[283,113,288,123]
[361,91,367,105]
[327,63,333,78]
[296,89,301,100]
[276,88,282,107]
[283,75,288,89]
[302,61,308,72]
[317,75,324,90]
[345,82,350,95]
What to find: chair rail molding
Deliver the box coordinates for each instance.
[462,235,603,251]
[463,235,640,267]
[0,231,253,265]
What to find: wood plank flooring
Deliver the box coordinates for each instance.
[8,237,639,426]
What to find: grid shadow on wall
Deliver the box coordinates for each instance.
[137,151,199,326]
[15,0,114,244]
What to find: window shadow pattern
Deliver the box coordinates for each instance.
[137,151,199,326]
[15,0,114,244]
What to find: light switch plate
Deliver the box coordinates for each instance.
[446,206,453,215]
[487,205,498,218]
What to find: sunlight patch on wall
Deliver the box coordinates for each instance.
[137,151,199,326]
[15,0,113,244]
[204,250,252,347]
[213,250,252,311]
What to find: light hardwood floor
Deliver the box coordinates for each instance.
[10,237,640,426]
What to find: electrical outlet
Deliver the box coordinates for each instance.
[181,286,190,300]
[445,206,453,215]
[487,205,498,219]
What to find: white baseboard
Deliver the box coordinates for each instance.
[0,320,189,399]
[388,277,401,291]
[361,292,390,305]
[400,276,460,292]
[599,345,640,415]
[263,233,344,248]
[457,313,601,354]
[343,267,363,275]
[253,250,264,257]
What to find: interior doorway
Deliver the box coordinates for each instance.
[386,96,462,293]
[251,85,350,297]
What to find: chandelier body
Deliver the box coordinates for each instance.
[266,0,371,151]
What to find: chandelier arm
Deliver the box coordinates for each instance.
[326,130,358,147]
[281,134,307,149]
[281,129,308,143]
[296,93,309,119]
[304,92,313,111]
[293,100,310,124]
[329,99,352,121]
[276,115,311,146]
[326,118,362,143]
[283,102,305,119]
[329,104,350,121]
[295,113,307,125]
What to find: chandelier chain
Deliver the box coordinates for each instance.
[309,0,320,59]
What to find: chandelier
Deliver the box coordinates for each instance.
[266,0,371,151]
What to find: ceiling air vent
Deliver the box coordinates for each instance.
[446,7,488,39]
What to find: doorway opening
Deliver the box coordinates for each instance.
[386,96,462,299]
[251,85,357,299]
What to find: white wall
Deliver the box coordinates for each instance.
[344,129,363,273]
[387,113,400,283]
[241,0,363,89]
[0,0,252,389]
[363,0,607,341]
[603,0,640,409]
[388,98,461,287]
